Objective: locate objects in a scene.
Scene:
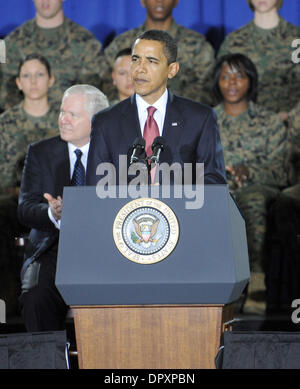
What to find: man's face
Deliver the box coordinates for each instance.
[58,94,91,147]
[112,55,134,100]
[141,0,178,22]
[131,38,178,104]
[34,0,63,19]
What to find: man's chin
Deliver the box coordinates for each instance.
[134,84,150,96]
[59,132,71,143]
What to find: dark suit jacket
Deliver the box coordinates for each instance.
[86,91,226,185]
[18,136,71,261]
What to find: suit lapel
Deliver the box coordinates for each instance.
[120,95,142,143]
[161,91,184,163]
[52,138,70,196]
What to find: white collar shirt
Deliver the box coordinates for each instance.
[135,89,168,136]
[68,142,89,178]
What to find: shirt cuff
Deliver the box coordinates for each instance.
[48,206,61,230]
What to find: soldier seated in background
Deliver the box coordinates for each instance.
[0,0,103,112]
[100,0,215,105]
[0,53,59,317]
[110,48,134,106]
[0,53,59,195]
[212,53,289,314]
[218,0,300,115]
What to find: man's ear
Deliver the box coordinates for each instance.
[140,0,146,8]
[168,62,179,79]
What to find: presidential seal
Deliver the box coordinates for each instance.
[113,198,179,264]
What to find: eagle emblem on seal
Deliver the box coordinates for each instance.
[131,214,162,248]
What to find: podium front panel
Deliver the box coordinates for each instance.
[56,185,249,305]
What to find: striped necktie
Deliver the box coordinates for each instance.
[71,149,85,186]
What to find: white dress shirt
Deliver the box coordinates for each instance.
[136,88,168,136]
[68,142,89,178]
[48,142,89,229]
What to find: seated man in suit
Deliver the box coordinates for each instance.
[86,29,226,187]
[18,84,109,332]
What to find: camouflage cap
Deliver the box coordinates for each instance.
[0,40,5,63]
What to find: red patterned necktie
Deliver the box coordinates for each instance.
[143,106,159,157]
[143,106,160,183]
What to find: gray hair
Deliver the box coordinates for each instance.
[62,84,109,117]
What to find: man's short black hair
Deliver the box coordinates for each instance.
[212,53,258,103]
[134,29,177,64]
[114,47,132,61]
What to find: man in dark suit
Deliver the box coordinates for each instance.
[86,29,226,186]
[18,84,109,332]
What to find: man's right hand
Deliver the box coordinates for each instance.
[44,193,62,221]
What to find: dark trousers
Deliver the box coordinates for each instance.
[19,247,68,332]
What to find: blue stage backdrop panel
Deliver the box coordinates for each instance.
[0,0,299,51]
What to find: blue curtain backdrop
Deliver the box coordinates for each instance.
[0,0,299,51]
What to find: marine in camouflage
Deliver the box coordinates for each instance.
[0,18,103,112]
[214,101,289,272]
[235,184,279,273]
[100,20,215,105]
[0,102,59,193]
[218,17,300,113]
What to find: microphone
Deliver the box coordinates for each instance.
[130,137,146,165]
[150,136,165,165]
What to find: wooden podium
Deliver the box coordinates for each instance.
[72,304,233,369]
[56,186,249,369]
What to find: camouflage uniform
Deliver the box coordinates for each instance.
[109,98,121,106]
[288,101,300,142]
[101,20,215,105]
[0,17,102,112]
[0,102,59,192]
[218,17,300,113]
[214,102,289,272]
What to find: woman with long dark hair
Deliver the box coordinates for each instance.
[213,53,289,314]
